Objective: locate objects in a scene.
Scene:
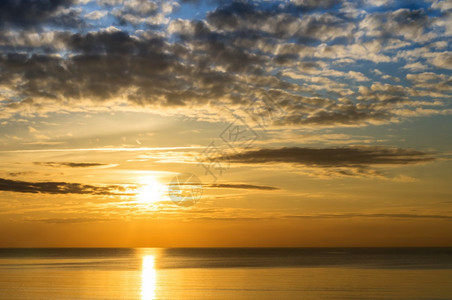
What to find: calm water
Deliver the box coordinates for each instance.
[0,248,452,299]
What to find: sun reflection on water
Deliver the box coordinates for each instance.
[141,255,157,300]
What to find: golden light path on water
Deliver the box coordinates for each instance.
[141,255,157,300]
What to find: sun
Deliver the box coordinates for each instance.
[136,176,166,204]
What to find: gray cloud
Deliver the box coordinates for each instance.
[289,0,343,10]
[208,183,280,190]
[220,146,435,167]
[206,1,353,43]
[0,0,77,28]
[34,162,113,168]
[0,178,130,195]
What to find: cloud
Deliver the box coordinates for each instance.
[0,0,450,128]
[403,61,428,71]
[111,0,175,26]
[406,72,452,93]
[206,1,354,42]
[216,146,436,178]
[0,178,131,195]
[34,162,116,168]
[430,0,452,12]
[7,172,36,177]
[84,10,108,20]
[359,8,432,42]
[25,217,106,223]
[406,72,446,83]
[0,146,202,153]
[0,0,78,28]
[207,183,280,191]
[284,213,452,220]
[189,212,452,221]
[222,146,434,166]
[431,51,452,70]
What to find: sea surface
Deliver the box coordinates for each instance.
[0,248,451,299]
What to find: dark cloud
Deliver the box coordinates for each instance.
[206,2,273,31]
[206,1,352,42]
[208,183,280,190]
[284,213,452,220]
[177,19,268,73]
[289,0,343,11]
[0,0,75,28]
[0,26,256,111]
[220,146,435,167]
[67,30,168,57]
[0,29,189,107]
[34,162,111,168]
[50,8,86,28]
[101,0,181,27]
[0,178,130,195]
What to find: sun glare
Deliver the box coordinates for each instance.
[137,176,166,204]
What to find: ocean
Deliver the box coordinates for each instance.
[0,248,451,299]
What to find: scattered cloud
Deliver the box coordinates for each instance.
[0,0,450,127]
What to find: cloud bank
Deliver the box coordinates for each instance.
[0,0,450,126]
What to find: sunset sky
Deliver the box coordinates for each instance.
[0,0,451,247]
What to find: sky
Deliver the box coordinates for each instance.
[0,0,451,247]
